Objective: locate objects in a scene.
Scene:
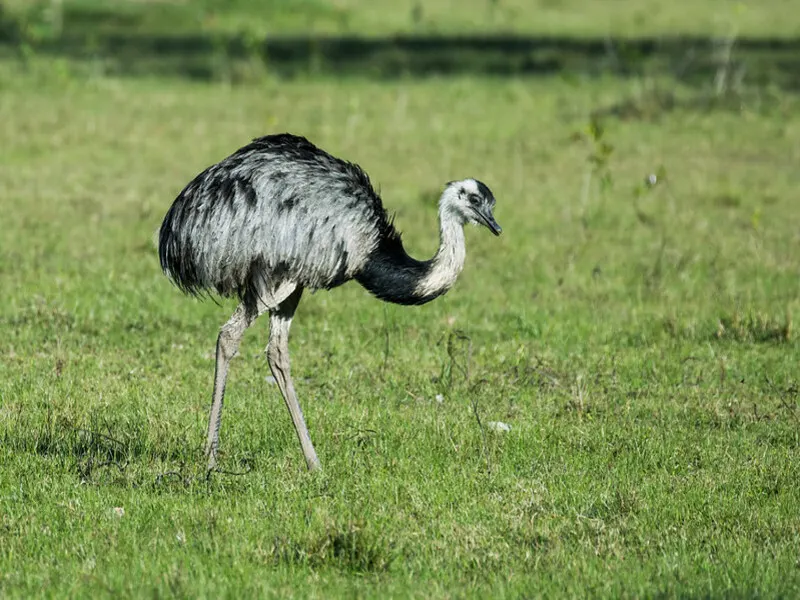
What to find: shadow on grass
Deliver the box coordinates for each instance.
[0,4,799,88]
[270,523,397,573]
[3,410,197,479]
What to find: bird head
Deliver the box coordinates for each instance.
[442,179,502,236]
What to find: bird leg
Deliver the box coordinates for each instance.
[266,286,321,471]
[205,302,255,471]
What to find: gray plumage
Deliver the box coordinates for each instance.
[160,134,392,301]
[158,133,501,472]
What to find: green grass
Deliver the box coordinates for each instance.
[5,0,799,85]
[1,2,800,596]
[5,0,800,37]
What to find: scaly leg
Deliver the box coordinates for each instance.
[205,303,255,471]
[204,281,299,472]
[266,286,320,471]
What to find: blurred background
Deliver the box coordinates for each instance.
[0,0,798,86]
[1,4,799,597]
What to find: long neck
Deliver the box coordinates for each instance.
[355,209,466,306]
[415,213,466,299]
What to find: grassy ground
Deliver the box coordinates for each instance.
[1,2,800,598]
[4,0,800,37]
[4,0,800,85]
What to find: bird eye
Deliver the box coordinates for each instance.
[468,194,481,205]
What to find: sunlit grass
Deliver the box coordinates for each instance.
[4,0,800,37]
[1,29,799,600]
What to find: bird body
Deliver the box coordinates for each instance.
[160,134,390,300]
[158,133,500,471]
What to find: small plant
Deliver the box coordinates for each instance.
[572,115,615,233]
[438,329,472,393]
[586,115,615,193]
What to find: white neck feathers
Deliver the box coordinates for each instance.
[413,209,466,298]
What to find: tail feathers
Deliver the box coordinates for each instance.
[158,209,207,297]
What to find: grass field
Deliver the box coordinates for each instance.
[1,1,800,598]
[6,0,800,37]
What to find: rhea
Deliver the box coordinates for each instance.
[158,133,501,472]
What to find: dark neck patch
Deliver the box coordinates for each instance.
[355,234,441,306]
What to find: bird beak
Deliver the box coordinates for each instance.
[476,206,502,236]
